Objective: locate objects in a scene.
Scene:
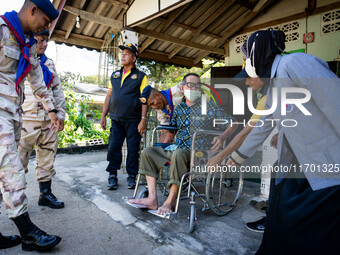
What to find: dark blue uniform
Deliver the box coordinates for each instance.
[106,66,147,176]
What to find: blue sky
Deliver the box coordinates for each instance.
[0,0,99,76]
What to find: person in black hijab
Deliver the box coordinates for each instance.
[228,29,340,255]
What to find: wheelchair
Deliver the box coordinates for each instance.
[124,125,244,233]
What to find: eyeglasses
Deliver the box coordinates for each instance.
[183,82,202,89]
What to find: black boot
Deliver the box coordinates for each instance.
[127,175,136,189]
[38,180,65,209]
[107,174,118,190]
[12,212,61,251]
[0,232,21,250]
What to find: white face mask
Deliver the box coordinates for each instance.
[184,89,201,102]
[245,57,258,78]
[245,38,259,78]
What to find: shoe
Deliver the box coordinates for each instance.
[12,212,61,251]
[38,181,65,209]
[246,217,266,233]
[127,175,136,189]
[107,174,118,190]
[0,232,21,249]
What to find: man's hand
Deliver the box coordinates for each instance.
[226,157,239,167]
[206,154,223,168]
[48,112,60,133]
[138,119,147,135]
[100,117,106,130]
[58,119,65,131]
[270,133,279,149]
[210,135,224,152]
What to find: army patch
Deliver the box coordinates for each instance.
[140,97,147,104]
[131,74,137,79]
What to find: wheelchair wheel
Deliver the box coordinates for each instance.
[205,171,243,216]
[137,188,149,199]
[189,204,195,233]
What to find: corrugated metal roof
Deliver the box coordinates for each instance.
[51,0,277,67]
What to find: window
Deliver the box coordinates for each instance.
[321,9,340,35]
[233,20,301,53]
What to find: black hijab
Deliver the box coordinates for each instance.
[241,29,286,79]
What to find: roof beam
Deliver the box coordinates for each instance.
[99,0,129,9]
[65,0,87,39]
[51,29,103,50]
[134,27,225,55]
[139,49,203,68]
[49,0,66,37]
[139,5,187,53]
[168,0,233,59]
[63,5,123,31]
[236,1,340,35]
[156,17,221,39]
[235,0,256,9]
[193,0,275,64]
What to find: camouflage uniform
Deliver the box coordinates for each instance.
[157,84,183,125]
[18,58,65,182]
[0,17,55,218]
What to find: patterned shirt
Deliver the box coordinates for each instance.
[171,99,233,150]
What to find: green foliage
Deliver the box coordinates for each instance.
[80,74,99,85]
[136,58,225,90]
[59,71,82,90]
[58,73,110,147]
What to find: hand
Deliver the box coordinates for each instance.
[226,157,239,167]
[206,154,223,168]
[210,135,224,152]
[48,112,60,133]
[58,119,65,131]
[270,133,279,149]
[138,119,147,135]
[100,117,106,130]
[205,154,224,172]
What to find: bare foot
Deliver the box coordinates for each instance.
[129,198,158,210]
[157,202,174,215]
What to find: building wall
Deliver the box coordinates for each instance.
[229,3,340,66]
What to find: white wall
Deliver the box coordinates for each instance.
[229,5,340,66]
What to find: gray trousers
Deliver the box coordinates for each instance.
[139,147,190,188]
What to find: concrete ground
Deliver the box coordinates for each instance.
[0,150,265,255]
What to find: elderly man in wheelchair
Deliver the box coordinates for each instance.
[129,73,238,215]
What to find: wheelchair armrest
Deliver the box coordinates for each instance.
[151,126,178,146]
[155,125,178,132]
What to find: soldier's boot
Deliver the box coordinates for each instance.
[38,181,65,209]
[0,232,21,250]
[12,212,61,251]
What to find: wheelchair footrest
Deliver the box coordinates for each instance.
[122,196,149,209]
[148,210,177,219]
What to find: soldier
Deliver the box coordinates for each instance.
[0,0,62,251]
[18,29,66,209]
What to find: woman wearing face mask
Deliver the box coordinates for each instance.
[227,30,340,255]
